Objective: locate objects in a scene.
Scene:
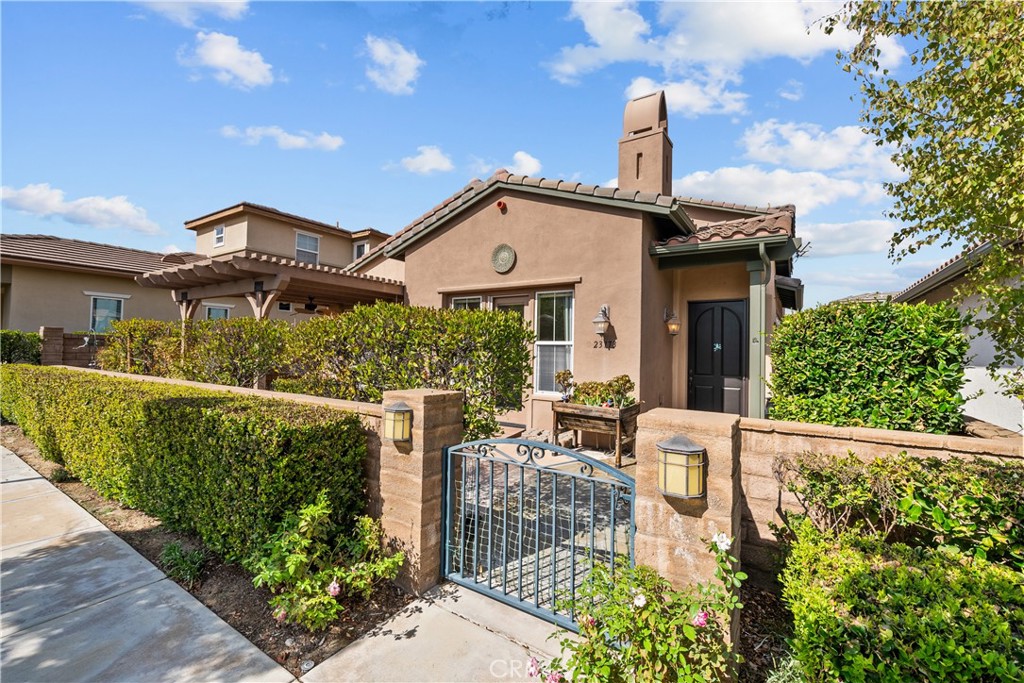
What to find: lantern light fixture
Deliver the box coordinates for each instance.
[656,434,707,499]
[592,305,611,336]
[664,307,681,336]
[383,401,413,443]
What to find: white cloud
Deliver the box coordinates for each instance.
[161,243,184,254]
[507,151,542,176]
[799,219,897,257]
[140,1,248,28]
[178,31,274,89]
[778,79,804,102]
[673,165,862,214]
[2,183,161,234]
[221,124,343,151]
[548,1,661,85]
[400,146,454,175]
[741,119,900,179]
[364,35,424,95]
[626,75,747,118]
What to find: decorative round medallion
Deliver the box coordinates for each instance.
[491,243,516,274]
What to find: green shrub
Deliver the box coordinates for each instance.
[280,302,534,439]
[97,319,181,376]
[160,541,206,588]
[781,519,1024,683]
[775,452,1024,570]
[251,491,404,631]
[1,330,42,365]
[554,370,637,407]
[768,301,968,433]
[0,365,367,562]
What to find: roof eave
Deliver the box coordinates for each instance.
[892,242,993,302]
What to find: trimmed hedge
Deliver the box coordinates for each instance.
[1,330,42,365]
[782,519,1024,682]
[0,365,366,562]
[768,301,968,434]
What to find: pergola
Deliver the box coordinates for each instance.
[136,250,404,320]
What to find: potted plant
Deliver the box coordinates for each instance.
[551,372,642,467]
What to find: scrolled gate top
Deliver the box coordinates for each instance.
[446,438,635,486]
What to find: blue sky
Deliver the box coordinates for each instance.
[2,1,953,305]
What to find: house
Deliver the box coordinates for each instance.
[348,91,802,427]
[894,244,1023,433]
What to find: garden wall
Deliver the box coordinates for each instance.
[39,326,107,368]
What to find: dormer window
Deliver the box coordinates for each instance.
[353,240,369,261]
[213,225,225,247]
[296,233,319,265]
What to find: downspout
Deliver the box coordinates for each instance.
[746,244,770,419]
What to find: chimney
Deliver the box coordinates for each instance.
[617,91,672,196]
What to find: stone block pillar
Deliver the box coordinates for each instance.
[378,389,464,595]
[39,326,64,365]
[633,408,743,641]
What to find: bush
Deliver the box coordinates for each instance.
[554,371,637,407]
[97,319,180,376]
[280,303,534,439]
[775,452,1024,570]
[1,330,42,364]
[768,301,968,433]
[251,491,404,631]
[537,535,745,682]
[0,365,367,562]
[781,519,1024,682]
[160,541,206,588]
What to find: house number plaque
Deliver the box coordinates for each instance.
[491,243,516,273]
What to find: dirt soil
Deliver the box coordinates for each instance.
[0,425,414,678]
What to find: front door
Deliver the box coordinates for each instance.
[688,300,747,415]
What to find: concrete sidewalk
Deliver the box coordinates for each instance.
[0,446,294,683]
[304,583,568,683]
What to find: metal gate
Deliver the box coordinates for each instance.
[441,439,635,630]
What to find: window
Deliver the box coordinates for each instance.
[296,233,320,265]
[90,296,124,333]
[206,305,230,321]
[451,296,482,310]
[353,240,369,261]
[278,302,292,312]
[213,225,225,247]
[535,291,573,393]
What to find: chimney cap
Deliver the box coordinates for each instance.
[623,90,668,137]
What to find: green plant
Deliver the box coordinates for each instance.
[765,654,806,683]
[0,365,367,563]
[536,535,744,682]
[49,466,74,483]
[781,518,1024,682]
[558,371,637,408]
[187,318,290,388]
[250,492,404,631]
[97,319,180,376]
[768,301,968,433]
[0,330,42,365]
[160,541,206,588]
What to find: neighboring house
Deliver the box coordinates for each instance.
[894,245,1023,433]
[349,92,803,428]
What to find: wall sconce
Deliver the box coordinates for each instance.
[656,435,707,499]
[592,305,611,336]
[383,401,413,443]
[664,307,681,336]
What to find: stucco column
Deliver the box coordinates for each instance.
[633,408,743,642]
[39,326,64,365]
[746,261,768,419]
[379,388,464,595]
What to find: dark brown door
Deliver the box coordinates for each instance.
[688,300,747,414]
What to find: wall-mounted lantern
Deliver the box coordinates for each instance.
[383,401,413,443]
[592,305,611,336]
[664,307,681,336]
[656,435,707,499]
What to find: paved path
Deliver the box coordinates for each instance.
[0,446,294,683]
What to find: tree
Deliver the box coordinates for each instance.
[825,1,1023,397]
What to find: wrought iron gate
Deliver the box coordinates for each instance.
[441,439,635,630]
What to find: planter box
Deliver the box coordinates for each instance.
[551,401,643,468]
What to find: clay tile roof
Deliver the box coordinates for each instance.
[674,196,774,214]
[0,234,204,275]
[656,205,795,247]
[185,201,351,236]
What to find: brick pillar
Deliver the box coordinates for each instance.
[39,327,64,365]
[379,389,464,595]
[633,408,743,642]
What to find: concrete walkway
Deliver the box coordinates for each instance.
[0,446,294,683]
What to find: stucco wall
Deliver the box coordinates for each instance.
[244,214,353,268]
[194,215,248,256]
[359,256,406,283]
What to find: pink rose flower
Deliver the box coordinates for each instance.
[527,657,540,678]
[545,673,564,683]
[692,609,709,628]
[327,579,341,597]
[274,607,287,624]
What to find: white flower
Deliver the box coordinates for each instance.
[712,532,732,552]
[633,593,647,608]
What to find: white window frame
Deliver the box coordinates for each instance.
[534,290,574,396]
[86,293,129,333]
[353,240,369,261]
[451,296,483,310]
[295,232,320,265]
[213,224,225,247]
[204,304,232,320]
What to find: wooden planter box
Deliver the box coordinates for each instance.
[551,401,643,468]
